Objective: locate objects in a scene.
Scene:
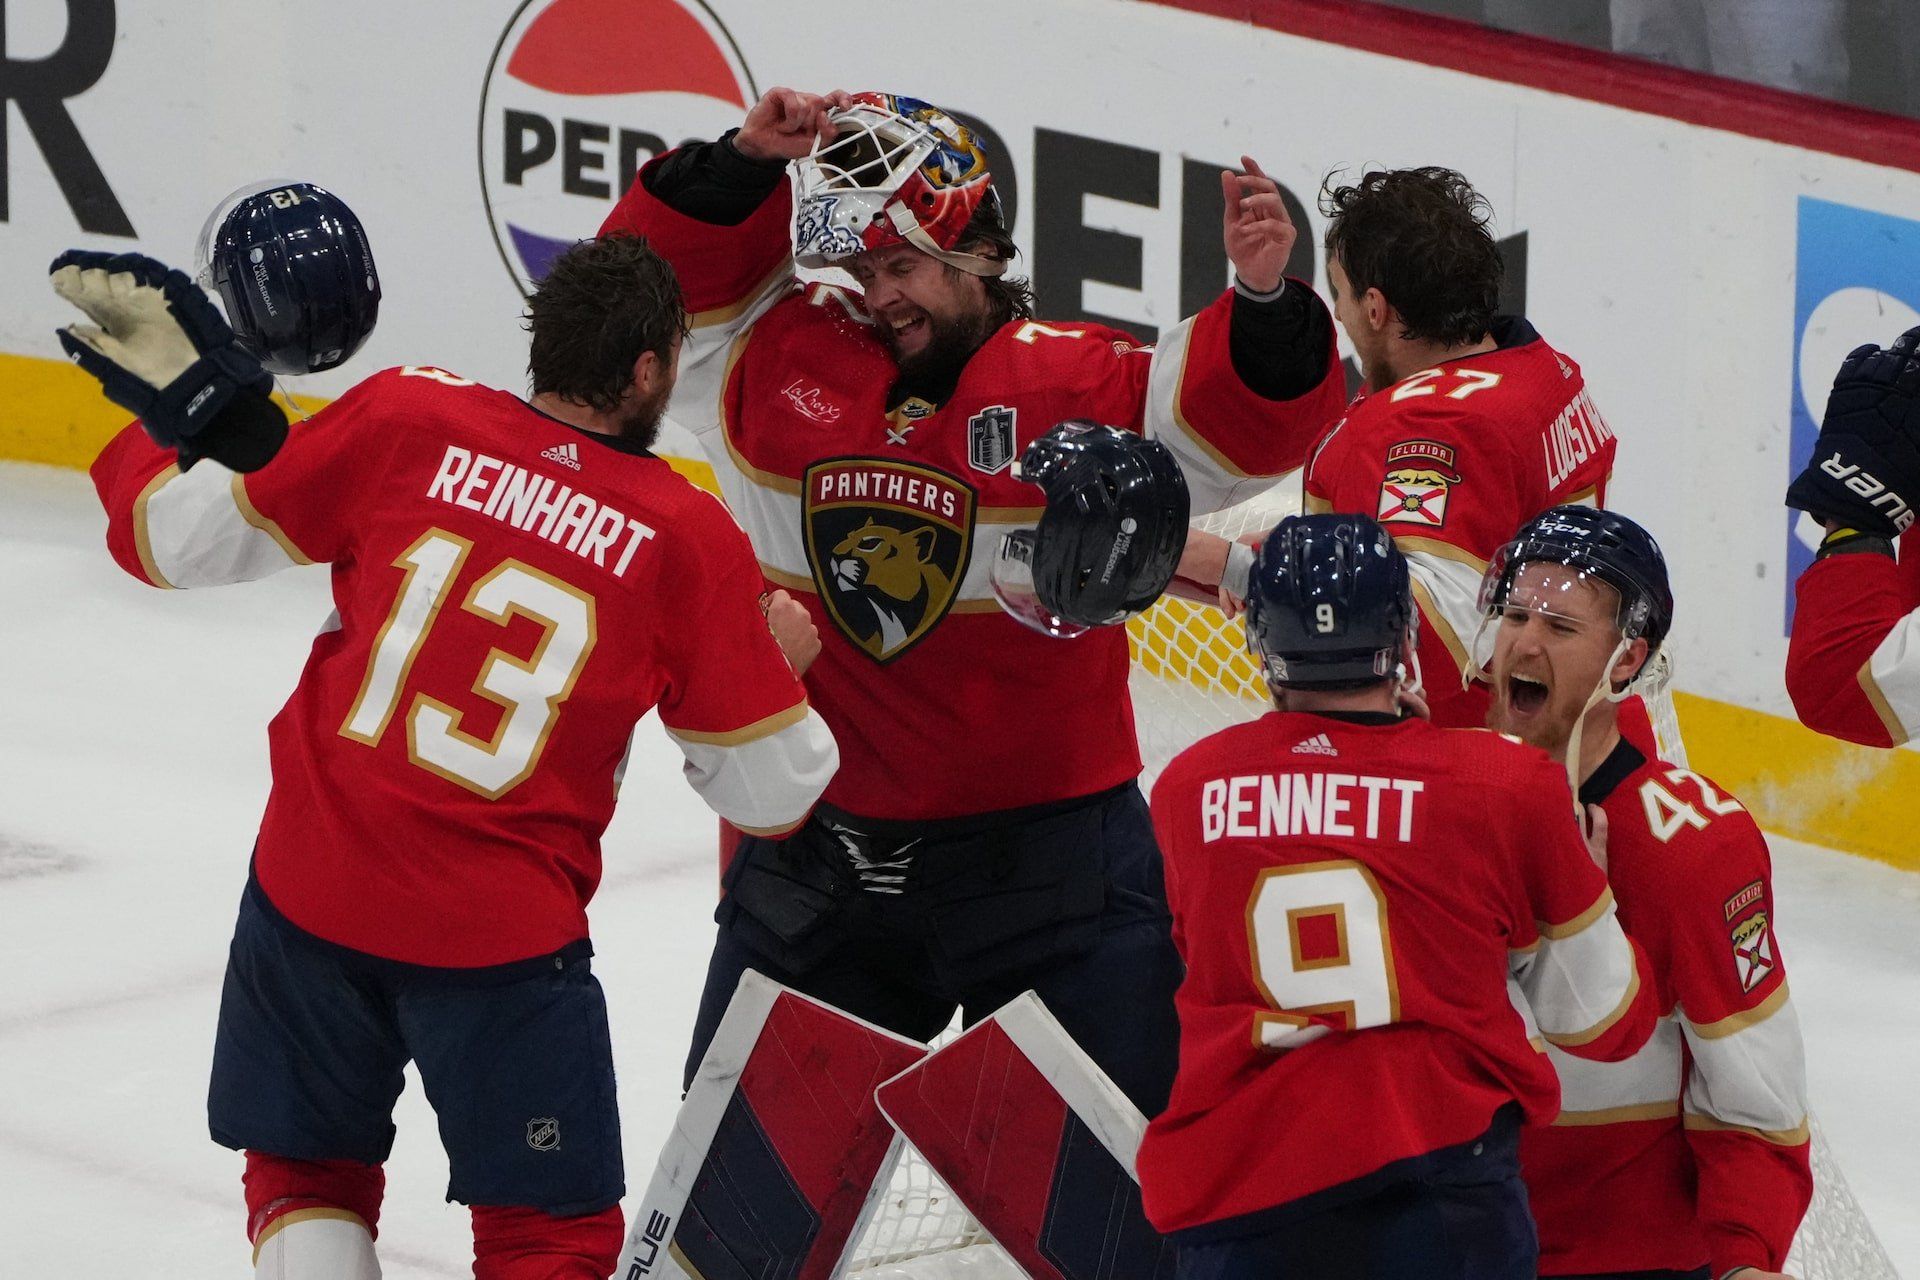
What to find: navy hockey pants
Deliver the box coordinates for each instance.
[208,875,623,1214]
[1173,1106,1536,1280]
[684,782,1182,1117]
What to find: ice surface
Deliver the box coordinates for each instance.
[2,461,1913,1276]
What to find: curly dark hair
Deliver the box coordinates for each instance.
[1320,167,1501,348]
[951,198,1035,327]
[525,234,689,412]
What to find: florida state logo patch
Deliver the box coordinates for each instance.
[804,458,975,662]
[1730,910,1776,993]
[1376,440,1462,529]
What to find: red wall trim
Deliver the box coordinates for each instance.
[1148,0,1920,175]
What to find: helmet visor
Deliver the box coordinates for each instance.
[991,528,1089,639]
[1469,552,1644,683]
[194,177,303,288]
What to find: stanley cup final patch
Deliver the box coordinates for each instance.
[1730,910,1776,993]
[967,404,1017,474]
[1376,440,1462,529]
[804,457,975,663]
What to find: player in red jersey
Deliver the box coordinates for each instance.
[1140,513,1656,1279]
[55,224,836,1279]
[602,87,1345,1114]
[1479,507,1811,1280]
[1179,167,1618,730]
[1786,327,1920,748]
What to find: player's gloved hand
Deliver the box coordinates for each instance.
[49,249,285,472]
[1785,327,1920,538]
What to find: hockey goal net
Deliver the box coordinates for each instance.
[843,480,1899,1280]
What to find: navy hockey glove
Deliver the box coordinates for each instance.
[49,250,285,472]
[1786,326,1920,538]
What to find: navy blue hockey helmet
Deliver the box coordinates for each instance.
[1245,514,1416,689]
[195,180,380,376]
[991,421,1191,637]
[1478,505,1674,652]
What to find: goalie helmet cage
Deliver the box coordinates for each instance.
[840,479,1899,1280]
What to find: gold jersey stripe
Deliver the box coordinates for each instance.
[1552,1100,1680,1127]
[1682,1111,1811,1147]
[230,472,314,565]
[1392,535,1490,574]
[664,699,810,748]
[1686,981,1790,1041]
[251,1207,371,1265]
[1409,576,1470,673]
[1859,658,1911,746]
[759,563,815,592]
[1537,885,1616,940]
[688,262,791,331]
[1544,958,1642,1049]
[130,464,182,589]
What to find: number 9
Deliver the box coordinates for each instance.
[1247,862,1399,1050]
[1315,602,1336,633]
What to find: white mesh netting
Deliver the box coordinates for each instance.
[844,481,1898,1279]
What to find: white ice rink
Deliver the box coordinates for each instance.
[2,460,1916,1277]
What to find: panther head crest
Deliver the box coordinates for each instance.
[830,519,952,656]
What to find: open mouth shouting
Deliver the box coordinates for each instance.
[881,309,930,354]
[1503,671,1551,721]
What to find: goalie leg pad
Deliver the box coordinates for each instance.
[622,971,929,1280]
[876,993,1175,1280]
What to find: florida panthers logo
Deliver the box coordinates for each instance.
[804,458,974,662]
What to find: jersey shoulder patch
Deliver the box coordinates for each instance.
[1375,435,1465,530]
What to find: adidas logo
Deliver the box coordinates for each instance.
[540,441,581,471]
[1291,733,1338,757]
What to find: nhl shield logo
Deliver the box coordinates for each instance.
[804,457,975,663]
[967,405,1017,474]
[527,1117,560,1151]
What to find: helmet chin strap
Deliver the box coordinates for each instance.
[1393,639,1426,713]
[1562,634,1631,811]
[885,206,1007,277]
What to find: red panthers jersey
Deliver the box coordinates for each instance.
[1138,712,1655,1234]
[1787,528,1920,747]
[1304,321,1616,728]
[92,367,837,966]
[602,159,1345,821]
[1524,742,1811,1277]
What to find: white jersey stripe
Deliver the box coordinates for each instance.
[664,705,838,835]
[1681,987,1809,1142]
[139,460,306,589]
[1548,1017,1685,1117]
[1861,607,1920,745]
[1143,315,1271,516]
[1512,894,1641,1046]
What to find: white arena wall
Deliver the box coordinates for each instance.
[1,0,1914,863]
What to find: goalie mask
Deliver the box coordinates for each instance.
[196,179,381,376]
[793,92,1006,276]
[991,422,1190,638]
[1245,514,1417,691]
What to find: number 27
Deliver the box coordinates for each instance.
[1391,368,1503,402]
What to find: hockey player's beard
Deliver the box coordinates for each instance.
[885,305,997,408]
[617,379,672,449]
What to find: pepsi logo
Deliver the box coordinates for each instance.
[479,0,757,294]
